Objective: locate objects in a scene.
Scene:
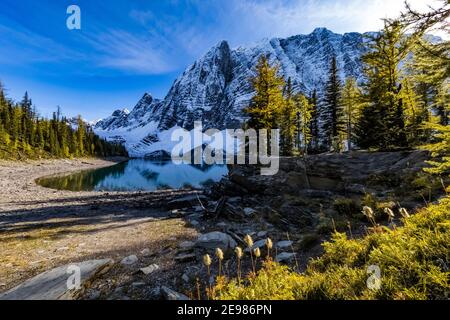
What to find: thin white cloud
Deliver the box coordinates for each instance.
[128,0,446,66]
[226,0,445,39]
[3,0,444,76]
[86,30,177,75]
[0,24,85,65]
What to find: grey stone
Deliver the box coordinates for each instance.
[140,248,152,257]
[139,264,160,275]
[174,253,196,262]
[216,222,229,231]
[193,206,204,212]
[188,220,200,227]
[121,255,138,266]
[276,241,293,249]
[256,231,268,238]
[243,207,257,217]
[132,282,145,287]
[160,286,190,300]
[244,239,267,253]
[275,252,296,263]
[178,241,195,251]
[228,197,241,203]
[195,232,237,251]
[0,259,113,300]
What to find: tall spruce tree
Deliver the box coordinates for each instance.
[280,77,296,156]
[355,22,410,150]
[400,78,430,145]
[294,93,313,154]
[322,56,342,151]
[408,39,449,126]
[308,90,320,153]
[340,78,363,151]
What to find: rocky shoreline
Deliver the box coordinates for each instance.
[0,150,441,300]
[0,158,199,297]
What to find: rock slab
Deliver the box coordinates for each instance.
[195,232,237,250]
[0,259,113,300]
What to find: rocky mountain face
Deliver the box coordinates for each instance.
[94,28,368,157]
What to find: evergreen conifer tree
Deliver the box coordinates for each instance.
[322,57,342,150]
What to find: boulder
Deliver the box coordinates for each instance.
[256,231,268,238]
[140,248,152,257]
[120,255,138,266]
[275,252,296,263]
[276,241,293,249]
[0,259,113,300]
[195,232,237,251]
[178,241,195,251]
[243,207,257,217]
[139,264,160,275]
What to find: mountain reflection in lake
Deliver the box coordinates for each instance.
[36,159,228,192]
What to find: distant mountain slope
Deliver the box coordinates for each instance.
[94,28,368,157]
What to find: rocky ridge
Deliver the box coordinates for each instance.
[94,28,368,157]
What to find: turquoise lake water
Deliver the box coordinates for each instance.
[36,159,228,191]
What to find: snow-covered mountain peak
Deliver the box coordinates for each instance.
[94,29,368,157]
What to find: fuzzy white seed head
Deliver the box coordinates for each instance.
[235,246,243,259]
[362,206,374,219]
[215,248,224,261]
[384,207,395,219]
[265,238,273,250]
[244,234,254,248]
[399,208,410,219]
[254,247,261,258]
[203,254,212,267]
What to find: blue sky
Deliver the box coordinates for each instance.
[0,0,442,120]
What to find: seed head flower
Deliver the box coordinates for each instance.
[215,248,224,261]
[203,254,212,267]
[399,208,410,219]
[265,238,273,250]
[362,206,374,219]
[253,247,261,258]
[244,234,254,248]
[384,207,395,219]
[235,246,243,259]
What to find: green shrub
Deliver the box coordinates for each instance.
[333,198,361,218]
[298,233,320,250]
[214,197,450,300]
